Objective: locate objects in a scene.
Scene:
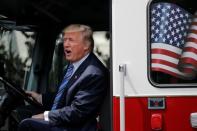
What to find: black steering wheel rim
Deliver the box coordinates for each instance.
[0,77,43,108]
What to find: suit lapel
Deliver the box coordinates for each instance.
[57,53,95,107]
[65,53,92,89]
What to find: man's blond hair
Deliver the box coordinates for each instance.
[63,24,94,51]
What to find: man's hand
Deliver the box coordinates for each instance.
[32,113,44,120]
[26,91,42,104]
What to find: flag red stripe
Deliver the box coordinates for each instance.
[180,67,194,74]
[152,59,194,74]
[190,29,197,34]
[186,37,197,43]
[191,22,197,26]
[183,47,197,54]
[152,67,179,78]
[152,59,177,68]
[152,48,180,58]
[180,57,197,68]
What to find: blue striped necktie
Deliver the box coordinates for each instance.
[51,64,74,110]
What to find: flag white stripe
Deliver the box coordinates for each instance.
[152,54,179,64]
[188,33,197,39]
[184,42,197,49]
[193,18,197,22]
[152,63,194,77]
[182,52,197,61]
[152,43,182,54]
[191,25,197,30]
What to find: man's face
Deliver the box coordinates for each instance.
[63,31,89,63]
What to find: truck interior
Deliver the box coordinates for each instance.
[0,0,111,130]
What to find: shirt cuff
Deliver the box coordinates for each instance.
[44,111,49,121]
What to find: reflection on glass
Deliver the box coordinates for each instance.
[149,0,197,85]
[93,31,110,68]
[0,29,36,88]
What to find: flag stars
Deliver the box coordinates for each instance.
[167,34,170,39]
[160,24,164,29]
[152,9,156,14]
[168,25,172,31]
[156,20,160,25]
[155,37,158,41]
[166,13,170,17]
[174,37,178,41]
[176,28,180,33]
[171,9,175,14]
[179,34,182,39]
[180,14,184,18]
[176,42,180,47]
[185,13,189,18]
[178,21,182,25]
[175,15,179,19]
[165,21,169,25]
[170,39,173,44]
[151,17,156,22]
[173,23,177,28]
[151,3,192,49]
[162,8,167,13]
[155,29,159,33]
[151,33,155,39]
[151,25,155,30]
[156,12,161,17]
[176,8,180,13]
[163,37,166,42]
[159,33,163,38]
[164,29,167,34]
[157,4,161,9]
[161,16,165,21]
[170,17,174,22]
[171,31,175,36]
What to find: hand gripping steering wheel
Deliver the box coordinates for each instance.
[0,76,43,108]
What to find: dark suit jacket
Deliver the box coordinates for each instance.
[43,52,109,131]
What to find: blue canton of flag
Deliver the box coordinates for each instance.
[151,2,196,79]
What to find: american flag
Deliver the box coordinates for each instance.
[151,2,196,79]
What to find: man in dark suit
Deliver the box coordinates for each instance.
[18,24,109,131]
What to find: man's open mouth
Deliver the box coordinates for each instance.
[65,50,71,55]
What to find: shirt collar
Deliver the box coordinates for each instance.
[71,53,90,73]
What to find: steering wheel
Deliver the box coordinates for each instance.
[0,77,43,108]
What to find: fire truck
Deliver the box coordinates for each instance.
[0,0,197,131]
[113,0,197,130]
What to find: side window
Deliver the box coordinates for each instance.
[0,24,36,89]
[149,0,197,86]
[48,33,67,93]
[93,31,110,68]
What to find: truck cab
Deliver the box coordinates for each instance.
[0,0,111,130]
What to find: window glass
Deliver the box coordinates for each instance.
[0,27,36,89]
[149,0,197,85]
[93,31,110,68]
